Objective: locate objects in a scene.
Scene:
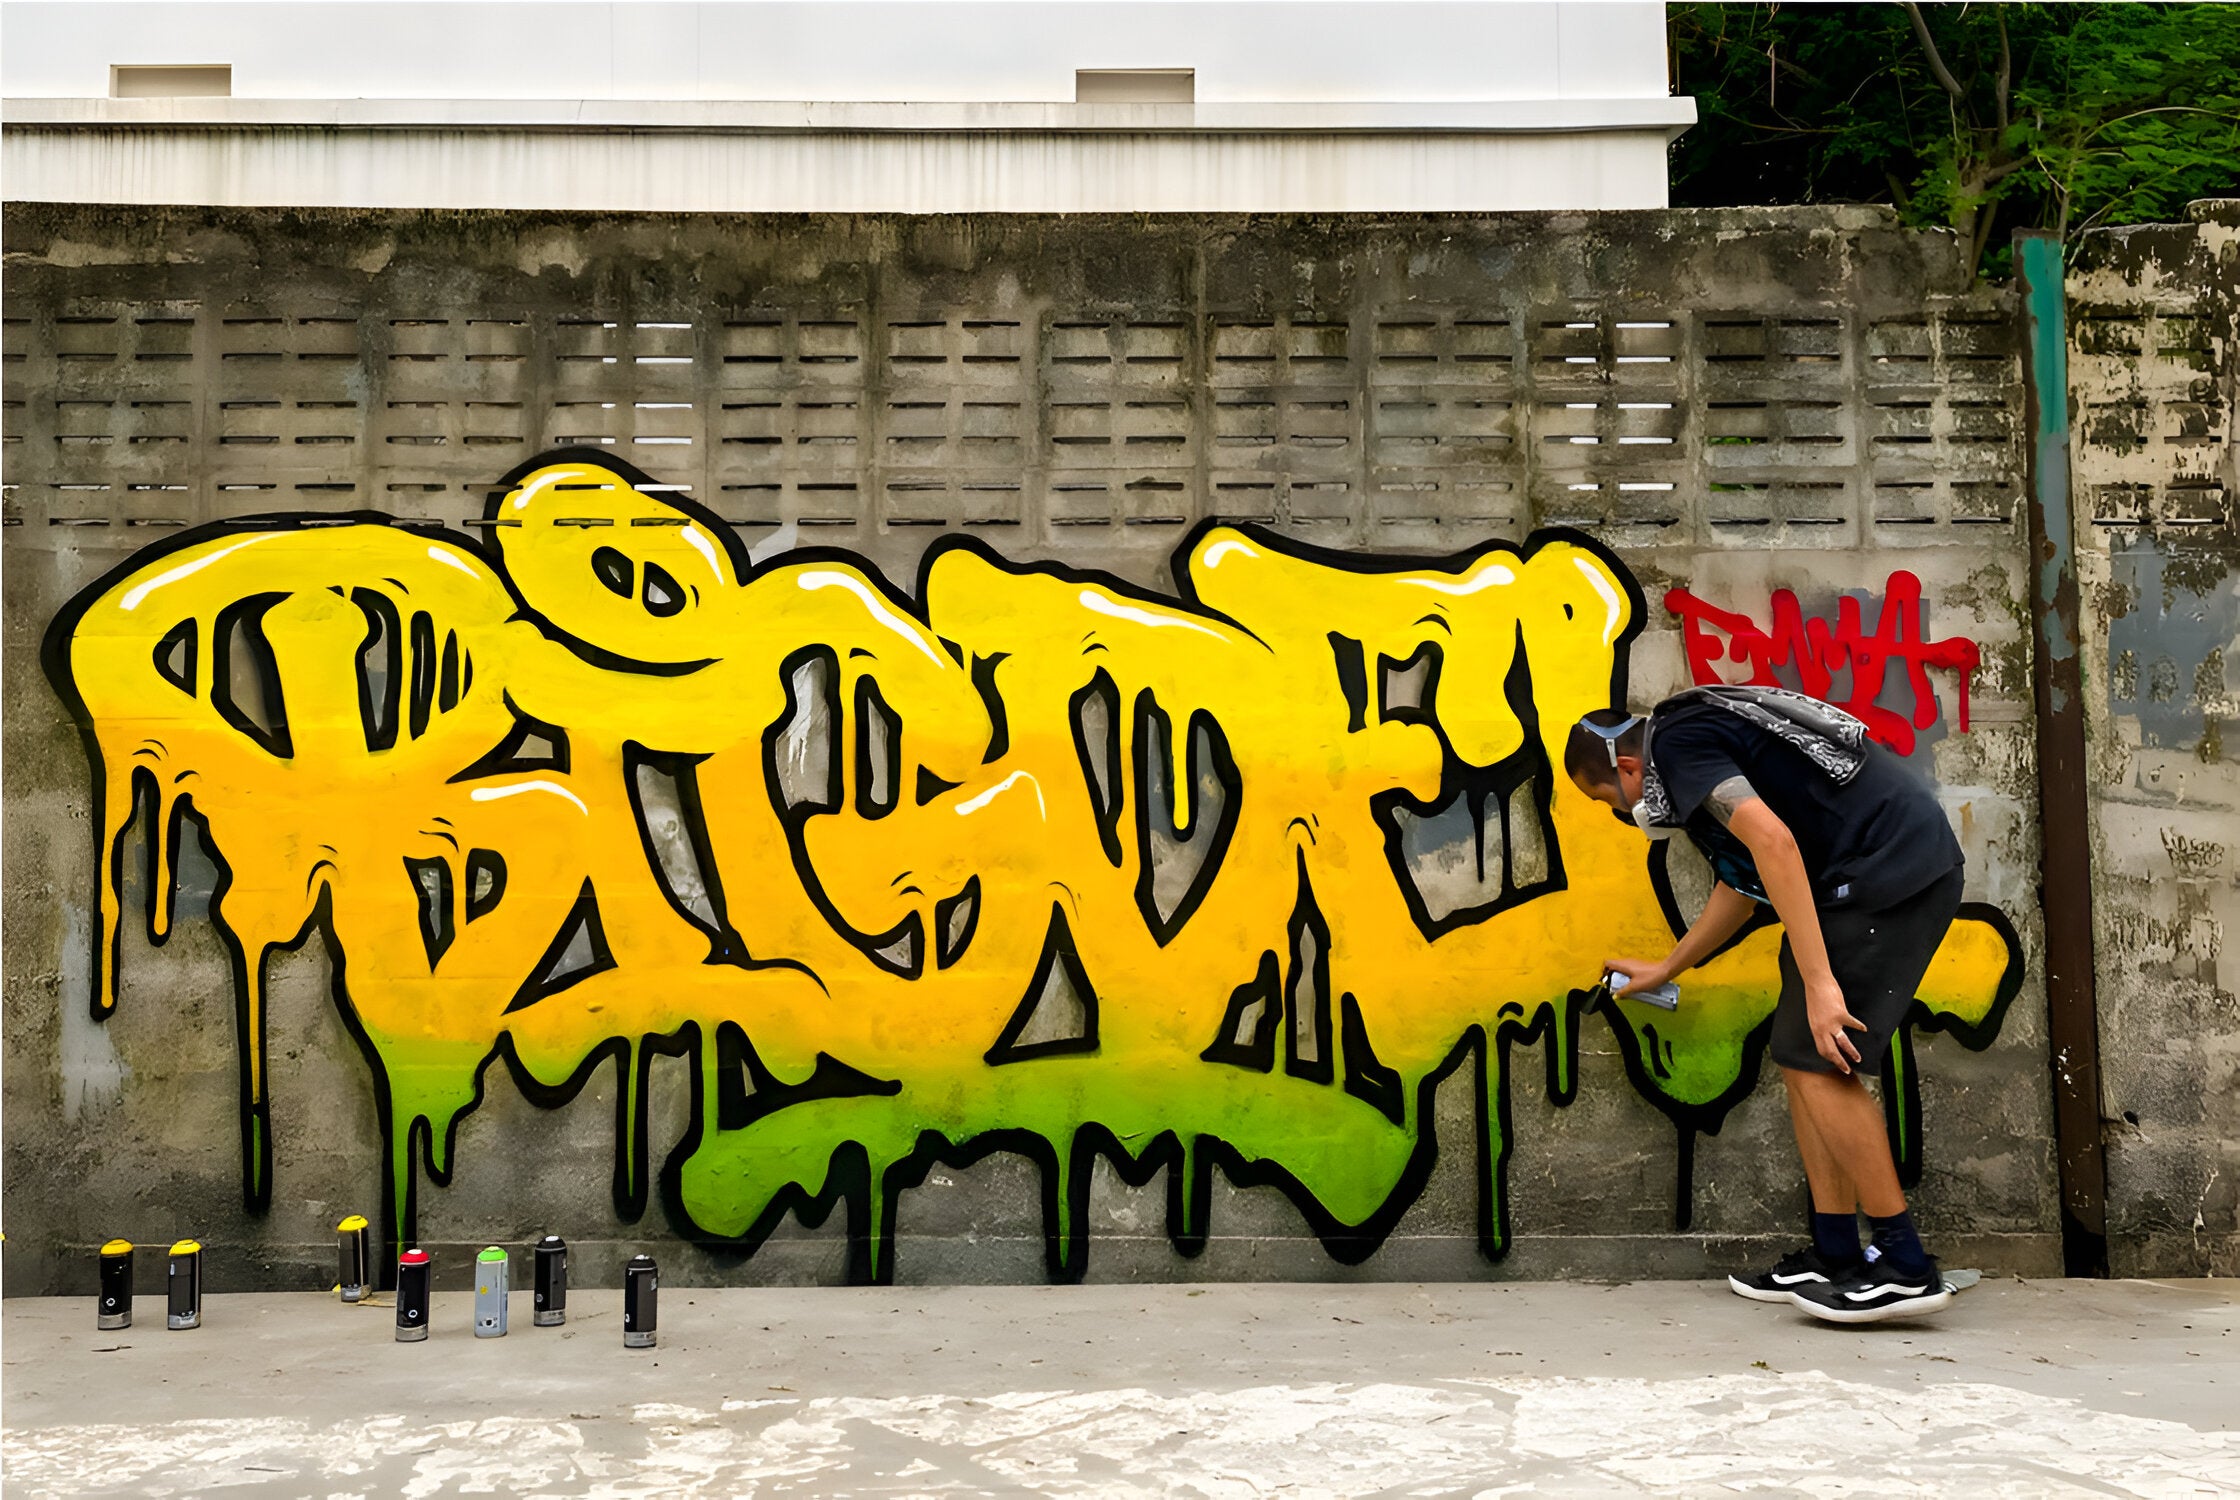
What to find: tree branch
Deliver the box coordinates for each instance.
[1902,2,1968,104]
[2074,105,2240,150]
[1968,200,2000,277]
[1996,12,2012,131]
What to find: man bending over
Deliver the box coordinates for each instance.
[1565,686,1962,1323]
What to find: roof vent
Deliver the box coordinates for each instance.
[111,64,232,98]
[1076,69,1194,105]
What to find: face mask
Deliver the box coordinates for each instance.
[1631,798,1677,840]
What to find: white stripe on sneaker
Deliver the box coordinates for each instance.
[1845,1284,1928,1300]
[1771,1272,1825,1285]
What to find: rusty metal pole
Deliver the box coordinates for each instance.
[2015,231,2110,1277]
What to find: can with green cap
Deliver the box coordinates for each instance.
[337,1215,372,1303]
[473,1246,509,1337]
[98,1240,134,1330]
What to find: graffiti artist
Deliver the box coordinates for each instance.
[1565,686,1963,1324]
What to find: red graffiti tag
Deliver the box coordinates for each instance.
[1664,572,1980,755]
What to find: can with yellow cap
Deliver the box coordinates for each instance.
[97,1240,134,1330]
[166,1240,202,1330]
[337,1216,372,1303]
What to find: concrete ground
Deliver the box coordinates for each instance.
[3,1278,2235,1498]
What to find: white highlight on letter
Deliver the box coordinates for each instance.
[798,571,948,667]
[1574,556,1626,646]
[955,770,1046,821]
[1079,589,1226,639]
[118,536,275,612]
[469,780,589,815]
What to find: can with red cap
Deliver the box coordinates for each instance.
[395,1248,432,1342]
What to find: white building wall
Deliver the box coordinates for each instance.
[0,1,1690,212]
[3,2,1674,104]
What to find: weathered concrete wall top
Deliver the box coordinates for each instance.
[3,205,2056,1295]
[2068,202,2240,1278]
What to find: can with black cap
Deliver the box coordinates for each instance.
[622,1254,657,1349]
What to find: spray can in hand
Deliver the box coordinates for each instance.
[532,1235,567,1327]
[622,1254,658,1349]
[474,1247,509,1337]
[97,1240,134,1330]
[395,1248,432,1342]
[1602,970,1680,1011]
[166,1240,202,1330]
[337,1216,372,1303]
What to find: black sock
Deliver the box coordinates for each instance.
[1866,1209,1933,1277]
[1811,1210,1861,1265]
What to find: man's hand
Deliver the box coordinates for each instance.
[1806,975,1866,1074]
[1600,957,1670,998]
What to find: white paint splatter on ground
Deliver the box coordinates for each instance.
[7,1373,2236,1498]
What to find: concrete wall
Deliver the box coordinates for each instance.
[3,205,2061,1295]
[2068,203,2240,1278]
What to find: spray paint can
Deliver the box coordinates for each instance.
[337,1215,372,1303]
[622,1253,657,1349]
[532,1235,567,1327]
[166,1240,202,1330]
[474,1247,509,1337]
[395,1248,432,1342]
[97,1240,134,1330]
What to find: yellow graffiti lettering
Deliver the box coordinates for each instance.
[47,453,2023,1277]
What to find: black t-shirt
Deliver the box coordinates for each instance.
[1647,700,1962,912]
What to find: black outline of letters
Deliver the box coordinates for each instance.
[41,447,2022,1284]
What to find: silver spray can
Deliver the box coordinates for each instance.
[622,1254,657,1349]
[474,1246,509,1337]
[337,1215,372,1303]
[532,1235,567,1327]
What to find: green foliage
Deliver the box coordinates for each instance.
[1669,3,2240,278]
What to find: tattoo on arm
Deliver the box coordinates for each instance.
[1706,774,1759,828]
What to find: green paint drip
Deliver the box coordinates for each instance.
[621,1042,641,1208]
[1890,1038,1911,1161]
[1178,1135,1204,1241]
[1052,1137,1078,1273]
[1479,1042,1509,1255]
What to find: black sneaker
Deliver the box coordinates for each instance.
[1790,1254,1951,1323]
[1727,1246,1859,1303]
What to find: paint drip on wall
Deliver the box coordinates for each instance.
[44,452,2022,1278]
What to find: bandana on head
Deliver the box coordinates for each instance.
[1634,685,1870,830]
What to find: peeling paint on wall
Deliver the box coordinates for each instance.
[2104,544,2240,761]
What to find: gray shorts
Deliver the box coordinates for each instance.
[1770,866,1965,1076]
